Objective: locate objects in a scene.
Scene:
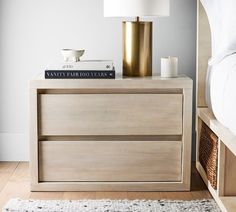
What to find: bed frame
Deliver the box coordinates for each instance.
[196,1,236,211]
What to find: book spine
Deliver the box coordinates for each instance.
[45,70,115,79]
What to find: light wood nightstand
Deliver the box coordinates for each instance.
[30,76,193,191]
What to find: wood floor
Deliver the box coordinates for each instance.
[0,162,212,210]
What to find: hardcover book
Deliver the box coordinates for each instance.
[46,60,114,71]
[45,70,115,79]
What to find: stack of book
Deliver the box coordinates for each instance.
[45,60,115,79]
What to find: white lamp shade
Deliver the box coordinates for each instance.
[104,0,169,17]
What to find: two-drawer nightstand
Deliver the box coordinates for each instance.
[30,76,193,191]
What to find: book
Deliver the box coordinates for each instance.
[45,70,115,79]
[46,60,114,71]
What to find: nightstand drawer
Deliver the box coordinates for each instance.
[39,94,183,136]
[39,141,182,182]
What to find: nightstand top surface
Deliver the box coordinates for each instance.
[30,74,192,89]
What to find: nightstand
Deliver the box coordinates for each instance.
[30,76,193,191]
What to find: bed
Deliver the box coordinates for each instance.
[207,53,236,135]
[196,1,236,211]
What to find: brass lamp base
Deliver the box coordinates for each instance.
[123,20,152,77]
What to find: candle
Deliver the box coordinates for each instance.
[161,56,178,78]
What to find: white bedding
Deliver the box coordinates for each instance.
[208,53,236,134]
[201,0,236,134]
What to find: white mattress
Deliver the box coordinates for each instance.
[206,53,236,135]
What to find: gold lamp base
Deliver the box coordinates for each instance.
[123,19,152,77]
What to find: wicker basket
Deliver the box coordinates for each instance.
[199,122,218,190]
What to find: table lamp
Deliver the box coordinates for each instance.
[104,0,170,77]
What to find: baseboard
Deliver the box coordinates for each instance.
[0,132,29,161]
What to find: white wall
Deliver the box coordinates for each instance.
[0,0,196,161]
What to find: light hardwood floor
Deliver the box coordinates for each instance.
[0,162,212,210]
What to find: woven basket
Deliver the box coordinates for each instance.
[199,122,218,190]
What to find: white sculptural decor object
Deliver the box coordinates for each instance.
[61,49,85,62]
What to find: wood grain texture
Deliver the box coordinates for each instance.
[30,76,192,191]
[0,162,211,211]
[29,87,39,188]
[31,182,192,192]
[0,163,19,173]
[217,141,226,196]
[197,108,236,156]
[220,197,236,212]
[196,162,227,212]
[0,162,18,192]
[196,0,211,107]
[0,163,30,211]
[30,192,64,200]
[39,141,182,182]
[196,110,236,211]
[196,113,236,211]
[182,88,193,190]
[195,117,202,163]
[40,94,183,136]
[31,75,193,89]
[196,1,236,211]
[224,148,236,196]
[63,192,96,200]
[9,163,30,182]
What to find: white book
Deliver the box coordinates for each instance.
[46,60,114,71]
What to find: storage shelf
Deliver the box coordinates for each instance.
[197,161,236,212]
[197,108,236,212]
[197,108,236,156]
[220,197,236,212]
